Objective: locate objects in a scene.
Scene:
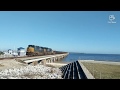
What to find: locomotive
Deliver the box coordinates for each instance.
[26,45,55,56]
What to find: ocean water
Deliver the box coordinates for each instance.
[61,53,120,63]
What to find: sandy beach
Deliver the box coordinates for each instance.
[0,59,27,71]
[0,59,63,79]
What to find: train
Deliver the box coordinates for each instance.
[26,45,67,56]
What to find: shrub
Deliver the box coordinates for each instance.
[0,51,4,55]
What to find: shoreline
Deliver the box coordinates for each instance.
[79,60,120,65]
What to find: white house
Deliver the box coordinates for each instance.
[17,47,26,56]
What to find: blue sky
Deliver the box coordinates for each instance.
[0,11,120,54]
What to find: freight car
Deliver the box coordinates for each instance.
[26,45,55,56]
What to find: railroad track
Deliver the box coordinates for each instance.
[0,56,28,60]
[59,61,87,79]
[0,53,68,60]
[0,55,54,60]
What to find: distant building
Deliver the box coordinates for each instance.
[1,49,14,57]
[8,49,13,54]
[12,52,18,56]
[17,47,26,56]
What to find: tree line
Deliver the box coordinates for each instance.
[0,51,4,55]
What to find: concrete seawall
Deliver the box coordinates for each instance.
[78,60,95,79]
[46,60,95,79]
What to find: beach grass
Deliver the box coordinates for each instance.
[82,62,120,79]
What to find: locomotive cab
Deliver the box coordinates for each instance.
[26,45,35,56]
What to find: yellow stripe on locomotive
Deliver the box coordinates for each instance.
[26,45,35,56]
[27,47,34,53]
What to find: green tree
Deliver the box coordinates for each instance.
[0,51,4,55]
